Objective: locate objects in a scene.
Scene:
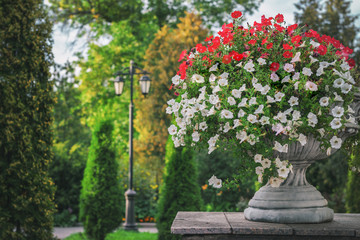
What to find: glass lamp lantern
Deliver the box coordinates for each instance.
[139,75,151,96]
[114,75,125,96]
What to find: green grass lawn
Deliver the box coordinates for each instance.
[65,230,158,240]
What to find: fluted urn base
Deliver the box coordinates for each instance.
[244,185,334,223]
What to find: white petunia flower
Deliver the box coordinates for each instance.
[270,72,279,82]
[244,61,255,72]
[209,63,219,72]
[333,78,344,88]
[274,92,285,102]
[208,134,219,147]
[223,122,231,133]
[166,106,172,114]
[261,158,271,168]
[199,122,208,131]
[192,131,200,142]
[298,134,307,146]
[316,67,324,76]
[249,97,257,106]
[254,105,264,114]
[232,89,242,98]
[167,99,176,106]
[208,175,222,188]
[305,81,318,91]
[212,85,222,94]
[255,166,264,175]
[309,55,319,64]
[207,106,216,116]
[247,114,258,123]
[330,136,342,149]
[292,110,301,121]
[191,74,205,83]
[221,110,234,119]
[341,83,352,94]
[257,58,266,65]
[291,52,301,63]
[238,109,246,118]
[218,78,228,86]
[281,75,290,83]
[330,118,342,129]
[236,130,248,143]
[276,112,287,123]
[334,92,344,102]
[270,177,284,187]
[293,72,300,80]
[172,75,181,85]
[317,128,325,137]
[209,94,220,105]
[254,154,262,163]
[294,81,300,90]
[238,98,248,107]
[277,167,290,178]
[248,134,257,145]
[267,96,276,103]
[239,84,247,92]
[332,106,344,117]
[273,141,288,153]
[168,125,177,135]
[302,67,312,76]
[288,96,299,106]
[233,119,241,128]
[348,106,355,114]
[283,63,295,72]
[261,85,270,95]
[209,73,217,83]
[307,112,318,127]
[319,97,329,107]
[310,40,320,48]
[228,96,236,106]
[219,72,229,79]
[259,116,270,125]
[340,62,350,71]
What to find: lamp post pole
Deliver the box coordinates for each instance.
[112,60,151,231]
[124,60,137,231]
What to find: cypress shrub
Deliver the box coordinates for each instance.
[346,170,360,213]
[0,1,56,239]
[157,137,203,240]
[79,119,123,240]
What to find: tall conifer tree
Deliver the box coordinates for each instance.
[0,0,56,239]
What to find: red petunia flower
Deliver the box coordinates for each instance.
[196,43,207,53]
[232,52,243,61]
[248,39,257,45]
[283,43,293,50]
[275,14,284,23]
[270,62,280,72]
[222,55,232,64]
[231,11,242,19]
[274,23,285,32]
[266,43,273,49]
[178,50,187,62]
[316,45,327,56]
[291,35,302,44]
[204,35,213,42]
[287,24,298,32]
[347,58,355,69]
[283,51,293,58]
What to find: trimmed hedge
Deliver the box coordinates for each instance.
[79,119,123,240]
[0,1,56,239]
[157,137,203,240]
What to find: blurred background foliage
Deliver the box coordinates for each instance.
[47,0,360,236]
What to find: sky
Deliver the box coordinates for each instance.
[52,0,360,65]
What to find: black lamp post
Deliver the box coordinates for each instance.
[112,60,151,231]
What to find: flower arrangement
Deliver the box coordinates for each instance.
[166,11,358,187]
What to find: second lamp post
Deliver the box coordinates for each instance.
[112,60,151,231]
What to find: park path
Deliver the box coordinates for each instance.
[54,223,158,239]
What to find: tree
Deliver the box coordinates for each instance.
[0,1,56,239]
[50,63,91,225]
[79,119,123,240]
[134,12,208,190]
[157,137,203,240]
[346,170,360,213]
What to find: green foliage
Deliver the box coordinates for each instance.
[196,150,256,212]
[79,120,123,240]
[134,12,208,194]
[157,137,203,240]
[0,1,56,239]
[50,63,91,225]
[306,151,349,212]
[65,231,157,240]
[346,170,360,213]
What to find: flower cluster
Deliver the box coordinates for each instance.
[166,12,358,187]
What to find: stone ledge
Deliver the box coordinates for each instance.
[171,212,360,240]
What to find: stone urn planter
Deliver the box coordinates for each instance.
[244,93,360,224]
